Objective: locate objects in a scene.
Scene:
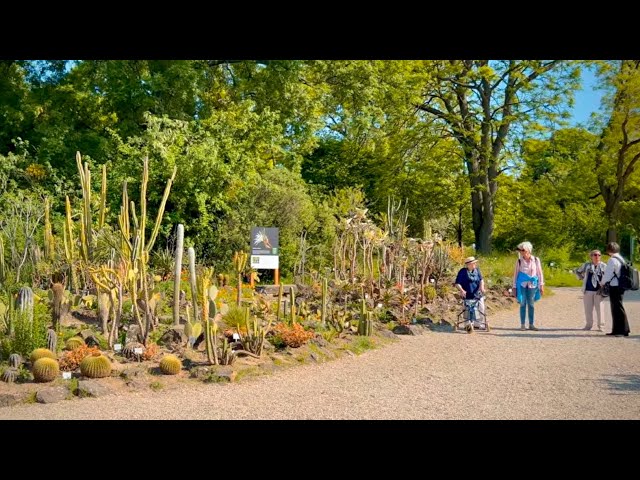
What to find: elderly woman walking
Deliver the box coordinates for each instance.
[575,249,607,331]
[512,241,545,330]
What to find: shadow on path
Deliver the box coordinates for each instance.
[600,374,640,394]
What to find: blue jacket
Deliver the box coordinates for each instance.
[515,271,541,303]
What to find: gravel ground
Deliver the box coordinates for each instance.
[2,287,639,420]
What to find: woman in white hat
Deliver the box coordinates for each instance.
[454,256,486,321]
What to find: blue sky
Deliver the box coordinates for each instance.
[569,68,603,126]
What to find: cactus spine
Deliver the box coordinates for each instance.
[46,329,58,352]
[173,224,184,325]
[33,357,60,382]
[80,353,111,378]
[159,354,182,375]
[321,277,328,327]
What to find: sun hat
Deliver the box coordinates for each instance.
[464,256,478,265]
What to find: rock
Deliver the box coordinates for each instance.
[392,324,423,335]
[36,386,68,404]
[189,366,212,380]
[191,366,237,383]
[0,393,21,408]
[77,380,113,398]
[77,329,101,347]
[416,317,434,325]
[310,335,329,348]
[120,366,146,380]
[125,325,142,344]
[376,329,397,339]
[125,379,148,390]
[158,326,187,347]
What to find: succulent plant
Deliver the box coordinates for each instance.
[1,368,18,383]
[8,353,23,368]
[30,348,56,364]
[47,329,58,352]
[80,352,111,378]
[33,357,60,382]
[159,355,182,375]
[65,336,85,351]
[122,342,145,361]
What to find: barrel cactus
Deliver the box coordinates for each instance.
[1,368,18,383]
[33,357,60,383]
[65,336,85,351]
[30,348,56,363]
[159,355,182,375]
[80,352,111,378]
[8,353,23,368]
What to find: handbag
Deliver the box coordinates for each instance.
[601,282,610,297]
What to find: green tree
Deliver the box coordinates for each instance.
[593,60,640,243]
[416,60,580,252]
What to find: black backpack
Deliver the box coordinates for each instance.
[611,256,640,291]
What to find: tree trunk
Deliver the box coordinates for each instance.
[606,228,618,244]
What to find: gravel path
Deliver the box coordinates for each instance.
[2,287,639,420]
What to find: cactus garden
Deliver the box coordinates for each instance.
[0,149,518,406]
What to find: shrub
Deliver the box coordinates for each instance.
[272,323,314,348]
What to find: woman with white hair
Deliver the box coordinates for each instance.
[512,241,545,330]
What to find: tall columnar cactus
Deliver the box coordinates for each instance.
[33,357,60,383]
[80,352,111,378]
[43,197,56,261]
[233,251,247,307]
[290,286,296,324]
[197,266,217,365]
[76,151,94,261]
[358,311,373,336]
[0,234,5,284]
[321,277,328,327]
[63,195,79,293]
[98,164,107,229]
[46,329,58,353]
[16,286,34,313]
[277,283,284,322]
[173,224,184,326]
[188,247,199,324]
[159,354,182,375]
[116,157,177,345]
[9,353,23,368]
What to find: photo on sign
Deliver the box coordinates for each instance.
[253,228,272,249]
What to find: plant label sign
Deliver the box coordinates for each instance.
[62,372,72,380]
[232,333,241,340]
[114,343,122,352]
[250,227,279,270]
[134,347,143,355]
